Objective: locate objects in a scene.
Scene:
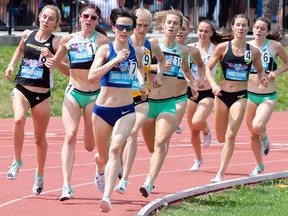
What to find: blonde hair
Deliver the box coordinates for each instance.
[39,5,62,32]
[135,8,152,23]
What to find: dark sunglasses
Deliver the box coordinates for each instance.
[115,24,134,32]
[82,14,98,21]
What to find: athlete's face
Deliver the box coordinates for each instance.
[197,22,213,43]
[163,14,181,37]
[176,21,190,44]
[113,17,134,42]
[80,8,99,30]
[135,16,151,37]
[253,20,269,41]
[231,17,249,38]
[39,8,57,32]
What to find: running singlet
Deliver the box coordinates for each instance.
[14,30,55,88]
[67,31,98,69]
[250,39,277,74]
[220,41,252,81]
[157,39,181,77]
[177,54,192,80]
[191,42,216,80]
[100,42,138,88]
[131,39,152,97]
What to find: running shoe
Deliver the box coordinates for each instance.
[32,175,44,195]
[202,127,212,147]
[59,185,74,201]
[176,125,183,134]
[99,196,112,213]
[7,160,22,179]
[211,173,223,183]
[190,159,203,171]
[139,183,153,198]
[249,165,264,176]
[95,171,105,193]
[114,179,128,195]
[261,135,270,156]
[118,165,123,180]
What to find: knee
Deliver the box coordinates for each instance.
[14,117,25,128]
[34,137,47,147]
[252,123,263,135]
[109,144,121,158]
[84,144,95,152]
[225,131,236,143]
[191,118,204,131]
[64,132,77,145]
[95,152,108,165]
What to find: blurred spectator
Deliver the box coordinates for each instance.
[262,0,273,21]
[89,0,119,27]
[14,0,34,26]
[218,0,232,28]
[249,0,258,27]
[206,0,217,21]
[187,0,204,29]
[144,0,154,10]
[162,0,180,10]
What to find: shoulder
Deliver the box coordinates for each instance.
[22,29,33,41]
[96,32,110,46]
[268,39,282,50]
[61,33,75,44]
[178,43,189,55]
[149,37,160,44]
[133,45,145,56]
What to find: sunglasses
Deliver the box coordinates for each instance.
[82,14,98,21]
[115,24,134,32]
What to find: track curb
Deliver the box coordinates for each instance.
[137,171,288,216]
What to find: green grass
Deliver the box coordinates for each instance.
[0,46,288,118]
[157,179,288,216]
[0,46,69,118]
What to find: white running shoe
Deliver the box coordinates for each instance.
[114,179,128,195]
[59,185,74,201]
[211,173,223,183]
[176,125,183,134]
[202,127,212,147]
[99,196,112,212]
[7,160,22,179]
[95,171,105,193]
[249,165,264,176]
[190,159,203,171]
[32,175,44,195]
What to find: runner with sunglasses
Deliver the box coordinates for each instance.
[45,3,110,201]
[140,9,199,198]
[114,8,166,195]
[5,5,67,195]
[88,7,145,212]
[246,17,288,176]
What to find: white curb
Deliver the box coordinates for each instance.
[137,171,288,216]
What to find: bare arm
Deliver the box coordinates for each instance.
[88,44,131,82]
[5,30,31,80]
[189,46,205,88]
[134,46,146,100]
[251,46,267,87]
[150,41,165,88]
[268,41,288,80]
[206,42,226,96]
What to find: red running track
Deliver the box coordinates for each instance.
[1,112,288,216]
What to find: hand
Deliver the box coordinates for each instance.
[41,47,53,59]
[165,60,172,71]
[196,79,204,89]
[5,65,14,80]
[267,71,276,81]
[189,84,199,100]
[153,74,162,88]
[116,49,130,63]
[211,83,222,96]
[140,84,147,101]
[45,57,57,69]
[259,76,268,87]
